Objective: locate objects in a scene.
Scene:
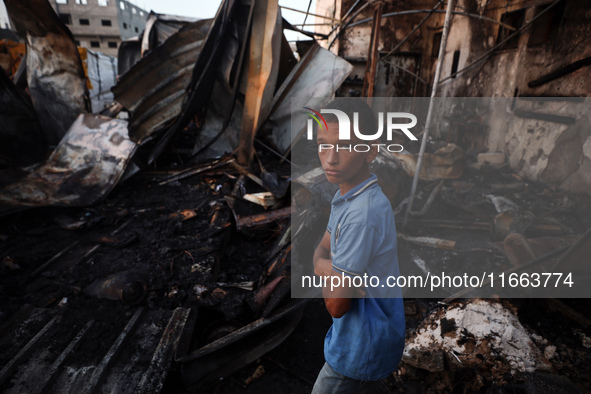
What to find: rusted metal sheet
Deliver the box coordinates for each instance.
[112,19,212,143]
[237,0,282,165]
[4,0,90,146]
[191,0,257,161]
[0,39,25,77]
[0,114,136,209]
[148,0,240,163]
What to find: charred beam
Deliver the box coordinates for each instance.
[513,109,576,124]
[528,56,591,88]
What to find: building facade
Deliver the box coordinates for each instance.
[49,0,147,57]
[314,0,591,195]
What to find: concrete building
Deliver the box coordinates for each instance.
[314,0,591,195]
[49,0,147,57]
[0,1,11,29]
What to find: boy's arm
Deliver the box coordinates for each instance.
[313,230,355,318]
[313,230,332,277]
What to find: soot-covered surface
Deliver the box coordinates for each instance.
[2,160,591,393]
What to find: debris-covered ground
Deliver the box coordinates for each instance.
[2,158,591,393]
[0,148,299,393]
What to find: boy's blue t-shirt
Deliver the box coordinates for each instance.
[325,173,405,381]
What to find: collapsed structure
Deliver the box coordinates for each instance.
[0,0,590,392]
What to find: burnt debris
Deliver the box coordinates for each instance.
[1,0,591,393]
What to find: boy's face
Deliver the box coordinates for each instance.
[316,121,377,187]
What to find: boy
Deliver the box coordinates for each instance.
[311,99,405,394]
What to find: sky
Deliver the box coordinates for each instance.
[128,0,318,41]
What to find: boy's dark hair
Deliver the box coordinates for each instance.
[322,98,377,135]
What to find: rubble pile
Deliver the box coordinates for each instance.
[0,0,322,391]
[402,299,552,391]
[395,297,591,393]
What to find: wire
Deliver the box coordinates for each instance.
[439,0,563,83]
[301,0,313,28]
[347,9,517,31]
[328,1,371,49]
[381,0,444,62]
[280,5,340,22]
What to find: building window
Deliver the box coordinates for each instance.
[431,32,442,58]
[450,50,460,78]
[56,0,68,4]
[75,0,88,4]
[108,41,118,48]
[90,41,100,48]
[527,1,566,47]
[79,18,90,25]
[75,40,80,46]
[59,13,72,25]
[101,19,112,26]
[132,8,137,14]
[139,11,144,16]
[134,26,139,33]
[98,0,109,5]
[497,9,526,49]
[123,22,128,29]
[120,2,125,10]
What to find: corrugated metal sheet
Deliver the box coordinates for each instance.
[140,12,200,57]
[147,0,240,163]
[112,19,212,144]
[0,306,191,394]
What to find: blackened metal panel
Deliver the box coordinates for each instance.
[0,68,46,167]
[0,114,136,209]
[4,0,90,145]
[112,19,212,143]
[147,0,240,163]
[237,0,282,165]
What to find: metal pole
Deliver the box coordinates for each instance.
[403,0,455,226]
[362,1,384,100]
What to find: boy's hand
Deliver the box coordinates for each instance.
[314,257,333,277]
[315,257,367,298]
